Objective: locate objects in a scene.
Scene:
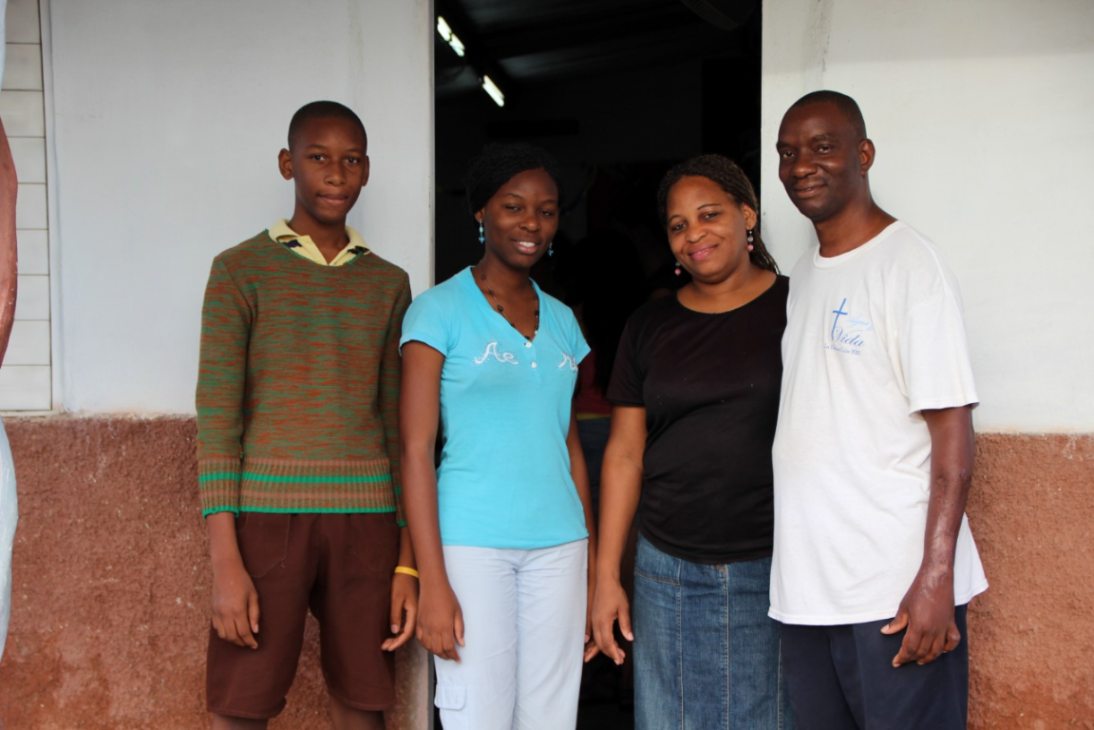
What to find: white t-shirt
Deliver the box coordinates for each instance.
[770,221,988,625]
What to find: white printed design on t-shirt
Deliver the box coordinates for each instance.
[558,353,578,371]
[474,341,519,365]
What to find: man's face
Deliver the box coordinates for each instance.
[776,100,870,223]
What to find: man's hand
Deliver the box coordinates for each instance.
[881,567,960,667]
[210,557,260,649]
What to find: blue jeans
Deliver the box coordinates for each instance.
[633,535,791,730]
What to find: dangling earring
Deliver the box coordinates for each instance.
[746,228,755,252]
[478,222,485,245]
[674,261,682,276]
[547,241,554,258]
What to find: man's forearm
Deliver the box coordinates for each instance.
[919,406,975,574]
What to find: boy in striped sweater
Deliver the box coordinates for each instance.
[196,101,416,730]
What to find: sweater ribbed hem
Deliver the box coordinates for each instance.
[199,457,401,519]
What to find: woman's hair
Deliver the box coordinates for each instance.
[655,154,779,274]
[465,142,563,216]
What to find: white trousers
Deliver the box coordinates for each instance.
[434,539,587,730]
[0,418,17,660]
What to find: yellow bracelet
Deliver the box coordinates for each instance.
[394,566,419,579]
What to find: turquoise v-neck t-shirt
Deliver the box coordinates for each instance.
[400,267,590,549]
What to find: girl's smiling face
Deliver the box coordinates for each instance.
[476,168,559,270]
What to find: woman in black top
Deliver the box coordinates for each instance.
[591,155,791,729]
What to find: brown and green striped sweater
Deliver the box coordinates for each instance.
[196,230,410,521]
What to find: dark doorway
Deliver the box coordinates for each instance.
[432,2,762,727]
[435,0,762,292]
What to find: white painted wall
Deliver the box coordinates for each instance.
[47,0,433,413]
[761,0,1094,432]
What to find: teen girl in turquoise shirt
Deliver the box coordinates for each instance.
[400,143,597,730]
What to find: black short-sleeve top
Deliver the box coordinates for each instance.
[607,276,788,564]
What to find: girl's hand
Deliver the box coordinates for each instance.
[584,565,601,662]
[416,579,465,661]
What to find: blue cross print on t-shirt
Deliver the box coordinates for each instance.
[826,297,873,356]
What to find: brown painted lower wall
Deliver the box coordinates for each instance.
[0,418,1090,728]
[0,417,427,729]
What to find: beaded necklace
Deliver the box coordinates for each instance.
[473,266,539,340]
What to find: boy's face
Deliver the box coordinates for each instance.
[278,116,369,230]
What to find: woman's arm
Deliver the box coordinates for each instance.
[591,405,646,665]
[399,341,464,661]
[565,413,600,660]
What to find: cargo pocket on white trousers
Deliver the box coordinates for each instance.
[433,683,467,728]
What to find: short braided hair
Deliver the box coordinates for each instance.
[465,142,562,216]
[656,154,779,274]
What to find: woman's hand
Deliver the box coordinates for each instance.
[590,405,645,666]
[591,575,633,665]
[416,578,465,661]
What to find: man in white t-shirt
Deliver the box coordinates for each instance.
[770,90,988,729]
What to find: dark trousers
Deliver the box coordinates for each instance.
[780,605,968,730]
